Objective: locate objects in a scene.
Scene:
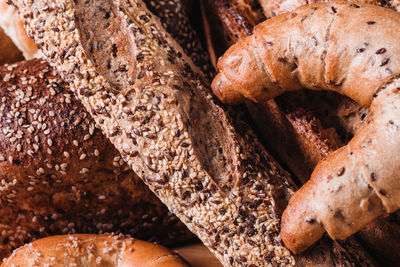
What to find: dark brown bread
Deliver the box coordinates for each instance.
[0,59,193,260]
[10,0,379,265]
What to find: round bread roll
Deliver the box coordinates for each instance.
[0,59,192,260]
[0,0,39,59]
[1,234,189,266]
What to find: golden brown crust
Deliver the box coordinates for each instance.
[0,27,23,64]
[1,234,189,266]
[0,59,192,260]
[0,0,39,59]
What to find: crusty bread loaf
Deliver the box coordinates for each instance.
[1,234,189,266]
[10,0,379,265]
[0,27,23,64]
[0,59,192,260]
[212,1,400,253]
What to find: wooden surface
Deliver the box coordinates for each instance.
[175,243,222,267]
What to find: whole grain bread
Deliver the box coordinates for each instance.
[10,0,379,265]
[0,59,193,260]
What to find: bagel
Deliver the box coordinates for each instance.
[1,234,189,266]
[212,2,400,253]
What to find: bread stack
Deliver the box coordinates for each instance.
[0,0,207,262]
[2,0,400,266]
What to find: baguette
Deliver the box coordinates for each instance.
[1,234,189,266]
[212,2,400,253]
[10,0,377,265]
[0,59,192,260]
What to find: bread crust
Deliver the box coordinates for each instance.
[0,0,39,59]
[0,27,23,64]
[1,234,189,266]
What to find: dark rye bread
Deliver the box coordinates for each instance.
[0,59,192,260]
[11,0,378,265]
[203,0,400,265]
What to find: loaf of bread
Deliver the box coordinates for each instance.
[0,59,193,260]
[10,0,379,265]
[212,1,400,253]
[1,234,189,266]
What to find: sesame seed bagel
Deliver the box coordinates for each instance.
[10,0,378,265]
[212,2,400,253]
[1,234,189,267]
[0,59,192,260]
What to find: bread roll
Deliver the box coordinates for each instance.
[0,59,192,260]
[1,234,189,266]
[212,2,400,253]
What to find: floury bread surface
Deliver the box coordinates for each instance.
[10,0,379,266]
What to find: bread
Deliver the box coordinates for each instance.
[0,59,193,260]
[10,0,381,266]
[204,0,400,265]
[0,0,39,59]
[1,234,189,266]
[145,0,213,77]
[0,27,23,64]
[212,1,400,253]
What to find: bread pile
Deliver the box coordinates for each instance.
[0,0,210,261]
[2,0,400,266]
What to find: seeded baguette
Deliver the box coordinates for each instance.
[10,0,380,266]
[1,234,189,267]
[212,2,400,253]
